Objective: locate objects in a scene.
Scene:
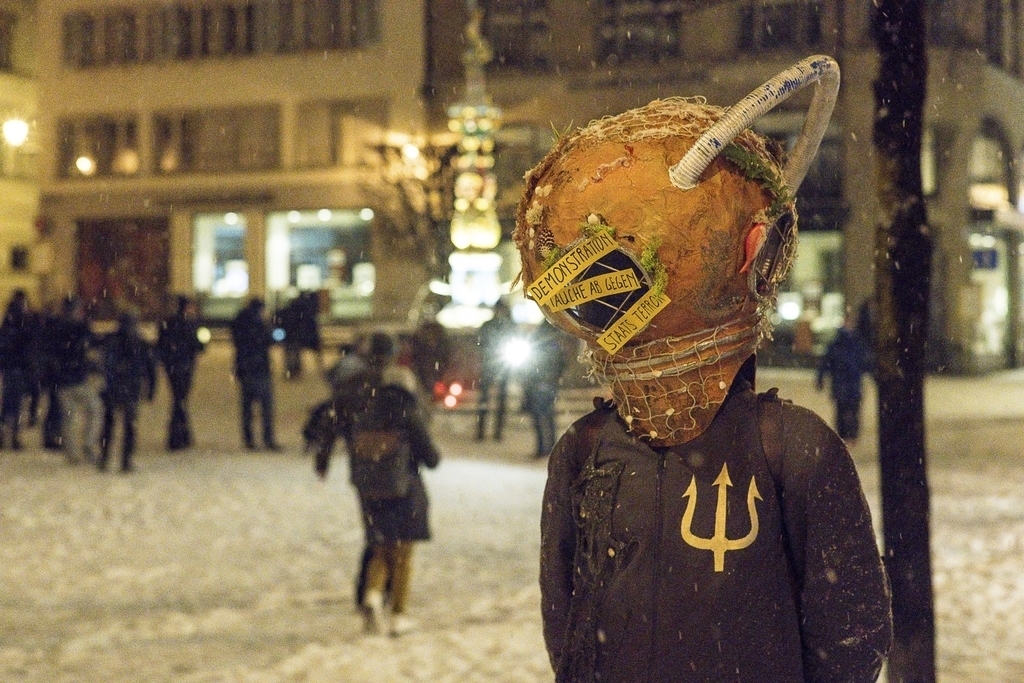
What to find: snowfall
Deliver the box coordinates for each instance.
[1,342,1022,683]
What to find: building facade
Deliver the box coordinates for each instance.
[35,0,432,325]
[30,0,1024,372]
[424,0,1024,373]
[0,0,40,309]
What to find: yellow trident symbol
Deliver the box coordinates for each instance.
[680,463,762,572]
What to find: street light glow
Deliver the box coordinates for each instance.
[2,118,29,147]
[75,155,96,176]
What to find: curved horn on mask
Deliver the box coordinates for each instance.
[668,55,840,193]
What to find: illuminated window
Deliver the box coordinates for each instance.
[57,117,140,178]
[969,124,1010,212]
[266,209,374,320]
[193,213,249,319]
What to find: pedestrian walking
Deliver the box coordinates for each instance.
[520,321,567,458]
[48,296,104,464]
[0,290,40,450]
[314,332,439,637]
[98,312,157,472]
[156,295,206,450]
[475,300,516,441]
[230,297,280,451]
[816,317,873,442]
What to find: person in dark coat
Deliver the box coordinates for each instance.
[98,312,156,472]
[515,77,891,683]
[156,295,206,450]
[230,297,280,451]
[0,290,40,449]
[475,300,516,441]
[816,318,873,442]
[277,291,322,380]
[37,301,65,450]
[408,319,452,418]
[315,331,439,637]
[540,363,893,683]
[521,321,567,458]
[48,296,104,464]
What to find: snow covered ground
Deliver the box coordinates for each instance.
[1,343,1022,682]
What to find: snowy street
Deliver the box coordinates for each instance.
[1,342,1023,682]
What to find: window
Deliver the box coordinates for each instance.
[66,1,382,69]
[266,209,374,320]
[295,101,384,168]
[969,126,1010,212]
[194,212,249,319]
[482,0,549,68]
[103,10,138,64]
[598,0,680,64]
[63,12,97,67]
[739,1,822,54]
[57,116,140,178]
[155,107,280,174]
[0,11,16,71]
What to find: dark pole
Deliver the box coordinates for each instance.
[871,1,936,682]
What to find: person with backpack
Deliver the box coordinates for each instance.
[98,311,156,472]
[314,331,440,637]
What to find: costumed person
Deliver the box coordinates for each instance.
[515,56,893,683]
[156,295,206,450]
[816,314,872,443]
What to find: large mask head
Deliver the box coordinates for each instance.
[513,56,840,446]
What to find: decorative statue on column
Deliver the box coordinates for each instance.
[517,56,893,683]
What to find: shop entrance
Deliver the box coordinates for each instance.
[77,218,170,321]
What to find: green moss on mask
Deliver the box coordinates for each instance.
[640,237,668,297]
[722,143,793,220]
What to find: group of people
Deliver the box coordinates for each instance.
[0,292,206,472]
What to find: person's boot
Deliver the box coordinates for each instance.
[362,590,386,635]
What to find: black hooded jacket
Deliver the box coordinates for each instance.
[540,378,892,683]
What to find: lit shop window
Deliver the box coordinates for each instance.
[193,212,248,318]
[265,208,374,320]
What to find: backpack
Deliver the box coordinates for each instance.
[348,386,414,501]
